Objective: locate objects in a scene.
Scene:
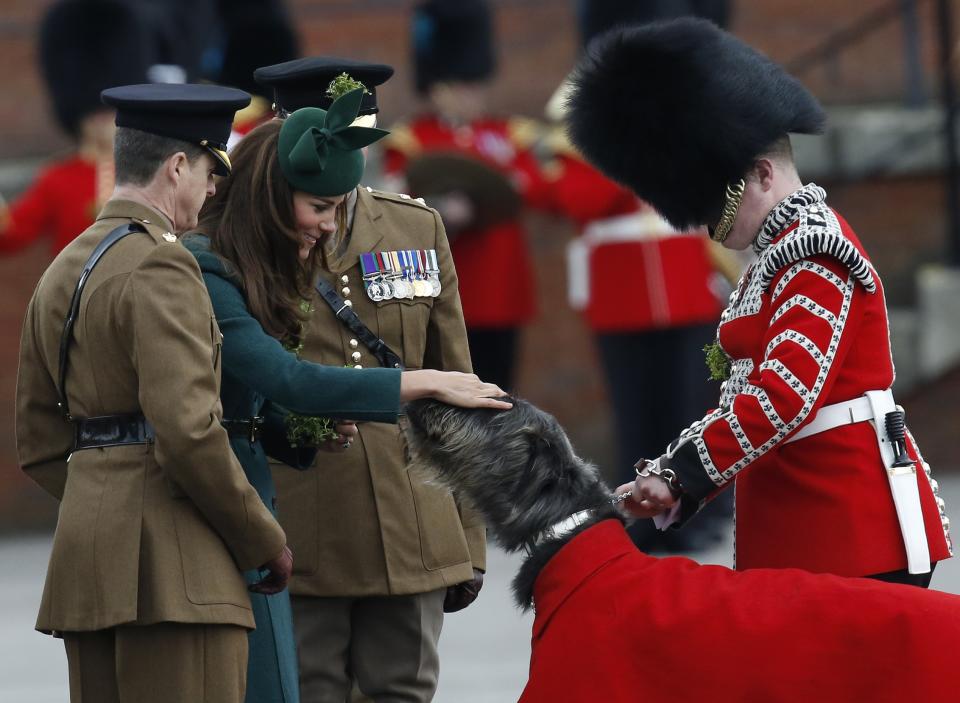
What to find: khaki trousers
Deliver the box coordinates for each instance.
[292,590,445,703]
[63,622,248,703]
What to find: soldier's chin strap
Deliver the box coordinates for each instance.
[58,223,147,420]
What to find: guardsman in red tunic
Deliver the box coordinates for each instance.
[382,0,551,391]
[569,19,950,585]
[0,0,154,256]
[541,0,742,551]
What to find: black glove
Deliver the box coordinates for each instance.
[443,568,484,613]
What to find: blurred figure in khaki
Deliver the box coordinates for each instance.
[0,0,155,256]
[15,84,291,703]
[383,0,554,393]
[253,59,487,702]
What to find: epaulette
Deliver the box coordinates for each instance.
[364,186,431,209]
[381,124,421,157]
[757,203,877,293]
[507,116,547,151]
[130,216,178,244]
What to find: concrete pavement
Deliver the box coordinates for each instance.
[5,476,960,703]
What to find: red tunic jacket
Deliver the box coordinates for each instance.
[522,520,960,703]
[546,153,722,332]
[664,185,951,575]
[383,115,550,328]
[0,156,98,256]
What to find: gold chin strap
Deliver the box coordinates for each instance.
[201,139,232,175]
[210,147,231,173]
[710,178,746,243]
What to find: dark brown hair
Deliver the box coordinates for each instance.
[197,120,330,345]
[114,126,205,186]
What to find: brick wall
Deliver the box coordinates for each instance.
[2,0,959,529]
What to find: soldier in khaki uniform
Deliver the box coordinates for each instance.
[254,60,485,701]
[15,84,291,703]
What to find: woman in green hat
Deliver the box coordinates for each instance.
[184,89,510,703]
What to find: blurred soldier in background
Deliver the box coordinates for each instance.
[0,0,155,256]
[212,0,300,143]
[383,0,553,392]
[543,0,738,550]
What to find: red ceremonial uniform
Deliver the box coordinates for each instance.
[665,184,951,576]
[0,156,98,256]
[522,520,960,703]
[383,114,550,328]
[546,151,723,331]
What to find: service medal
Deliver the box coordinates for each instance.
[380,278,396,299]
[367,280,385,302]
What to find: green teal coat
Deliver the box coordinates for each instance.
[185,235,402,703]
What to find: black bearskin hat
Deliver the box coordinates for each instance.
[39,0,155,136]
[566,18,825,230]
[217,2,299,97]
[412,0,496,94]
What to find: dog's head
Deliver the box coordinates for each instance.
[403,397,612,553]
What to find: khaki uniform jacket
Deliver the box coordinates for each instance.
[16,199,285,633]
[272,187,486,597]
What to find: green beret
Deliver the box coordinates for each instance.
[278,88,388,196]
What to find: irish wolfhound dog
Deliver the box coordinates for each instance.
[403,397,960,702]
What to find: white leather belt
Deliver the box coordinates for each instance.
[785,396,875,444]
[567,210,680,310]
[786,389,931,574]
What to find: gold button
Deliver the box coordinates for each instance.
[341,287,351,297]
[351,351,362,362]
[340,275,349,285]
[354,364,363,369]
[349,339,359,348]
[343,299,353,308]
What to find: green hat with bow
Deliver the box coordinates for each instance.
[278,87,388,196]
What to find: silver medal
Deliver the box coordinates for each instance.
[367,280,384,302]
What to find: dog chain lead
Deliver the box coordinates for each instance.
[611,490,633,506]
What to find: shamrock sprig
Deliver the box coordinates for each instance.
[283,301,339,447]
[704,340,732,382]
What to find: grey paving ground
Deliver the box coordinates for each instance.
[4,475,960,703]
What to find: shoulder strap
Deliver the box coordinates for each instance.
[313,277,404,370]
[57,223,147,419]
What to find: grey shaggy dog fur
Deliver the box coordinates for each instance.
[403,397,619,607]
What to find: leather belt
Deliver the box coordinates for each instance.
[222,416,264,443]
[785,396,875,444]
[786,389,932,574]
[74,414,155,450]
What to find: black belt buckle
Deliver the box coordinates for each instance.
[248,415,264,443]
[73,413,154,450]
[223,416,264,443]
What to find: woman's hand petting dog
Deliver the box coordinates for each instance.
[399,369,513,410]
[443,568,485,613]
[614,473,678,518]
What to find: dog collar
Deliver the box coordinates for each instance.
[528,508,595,552]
